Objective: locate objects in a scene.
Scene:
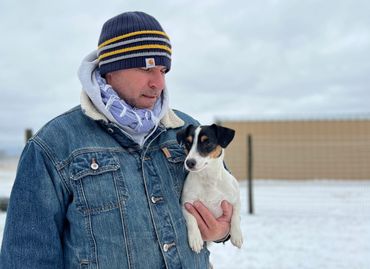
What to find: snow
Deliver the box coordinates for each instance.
[0,159,369,268]
[0,157,17,197]
[209,180,370,269]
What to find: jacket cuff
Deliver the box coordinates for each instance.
[213,233,231,244]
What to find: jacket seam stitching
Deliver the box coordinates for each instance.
[31,136,71,194]
[57,148,126,170]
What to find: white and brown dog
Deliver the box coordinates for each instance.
[176,124,243,253]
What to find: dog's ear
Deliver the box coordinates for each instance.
[176,124,193,144]
[211,124,235,148]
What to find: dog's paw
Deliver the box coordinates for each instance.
[188,230,204,253]
[230,228,243,248]
[231,235,243,248]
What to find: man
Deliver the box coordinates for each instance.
[0,11,232,268]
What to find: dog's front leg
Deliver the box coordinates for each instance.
[230,199,243,248]
[182,207,204,253]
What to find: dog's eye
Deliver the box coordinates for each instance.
[202,139,209,145]
[202,140,215,152]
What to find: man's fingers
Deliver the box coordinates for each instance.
[193,201,218,227]
[185,201,233,241]
[217,200,233,222]
[185,203,209,231]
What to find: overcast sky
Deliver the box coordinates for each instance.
[1,0,370,155]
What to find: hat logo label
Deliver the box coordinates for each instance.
[145,58,156,68]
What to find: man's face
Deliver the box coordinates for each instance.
[105,65,167,109]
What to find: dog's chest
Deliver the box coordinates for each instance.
[199,190,225,218]
[189,181,235,218]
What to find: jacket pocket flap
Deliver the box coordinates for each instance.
[69,151,120,180]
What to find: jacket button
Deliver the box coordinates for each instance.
[163,242,176,252]
[90,158,99,170]
[107,128,114,134]
[151,196,163,204]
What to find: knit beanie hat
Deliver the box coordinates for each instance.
[97,11,171,76]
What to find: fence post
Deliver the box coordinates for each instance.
[247,134,254,214]
[25,129,33,142]
[0,198,9,212]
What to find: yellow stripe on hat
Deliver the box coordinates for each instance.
[98,30,169,49]
[98,44,172,61]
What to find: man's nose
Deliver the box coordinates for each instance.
[149,69,165,90]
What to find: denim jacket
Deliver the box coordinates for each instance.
[0,93,209,269]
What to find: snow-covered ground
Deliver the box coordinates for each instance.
[0,158,369,268]
[0,157,17,250]
[0,157,17,198]
[209,180,370,269]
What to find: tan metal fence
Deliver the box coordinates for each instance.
[219,118,370,180]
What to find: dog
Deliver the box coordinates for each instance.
[176,123,243,253]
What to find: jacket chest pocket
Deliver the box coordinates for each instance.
[68,151,127,215]
[162,144,188,198]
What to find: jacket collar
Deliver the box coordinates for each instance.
[80,91,184,129]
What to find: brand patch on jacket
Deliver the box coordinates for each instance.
[161,147,172,158]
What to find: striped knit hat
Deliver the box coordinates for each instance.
[97,11,171,76]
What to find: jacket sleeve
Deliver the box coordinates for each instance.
[0,140,67,269]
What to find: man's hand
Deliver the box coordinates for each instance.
[184,200,233,242]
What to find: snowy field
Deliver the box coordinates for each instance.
[0,157,18,252]
[209,180,370,269]
[0,158,369,268]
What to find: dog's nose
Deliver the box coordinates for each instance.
[186,159,196,169]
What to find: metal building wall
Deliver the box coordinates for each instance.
[220,119,370,180]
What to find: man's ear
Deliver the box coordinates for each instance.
[211,124,235,148]
[105,73,112,84]
[176,124,194,144]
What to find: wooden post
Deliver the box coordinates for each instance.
[0,197,9,212]
[25,129,33,142]
[247,134,254,214]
